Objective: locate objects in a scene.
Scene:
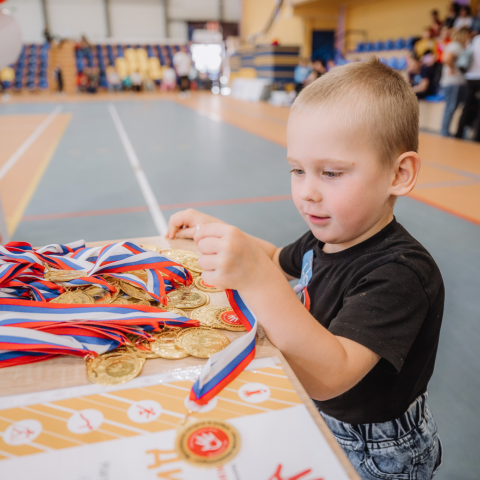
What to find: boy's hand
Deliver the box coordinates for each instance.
[194,223,273,291]
[167,209,225,239]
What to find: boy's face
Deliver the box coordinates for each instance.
[286,111,395,251]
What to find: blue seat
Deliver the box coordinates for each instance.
[365,42,374,52]
[374,41,384,51]
[394,38,406,50]
[406,37,415,49]
[384,40,394,50]
[379,57,388,65]
[396,57,407,70]
[356,42,365,52]
[387,57,398,69]
[147,45,154,57]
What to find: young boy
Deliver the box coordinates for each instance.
[166,58,444,480]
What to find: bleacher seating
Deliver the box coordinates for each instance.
[10,43,50,91]
[349,36,412,71]
[75,43,186,87]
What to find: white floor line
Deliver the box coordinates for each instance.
[108,103,168,236]
[0,105,63,181]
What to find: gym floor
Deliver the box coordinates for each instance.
[1,93,479,480]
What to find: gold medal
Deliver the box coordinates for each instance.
[110,297,131,305]
[166,307,190,318]
[50,291,94,304]
[95,292,112,304]
[175,328,230,358]
[128,338,161,359]
[119,280,153,302]
[44,269,88,282]
[86,351,144,385]
[194,276,224,293]
[167,289,208,309]
[214,308,246,332]
[189,305,225,327]
[126,269,148,284]
[175,418,240,467]
[151,331,190,359]
[162,250,203,274]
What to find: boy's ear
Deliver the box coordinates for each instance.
[390,151,421,196]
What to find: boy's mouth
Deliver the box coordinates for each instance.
[307,214,331,225]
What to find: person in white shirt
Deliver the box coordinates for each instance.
[455,34,480,141]
[453,5,473,29]
[173,49,192,93]
[440,28,469,136]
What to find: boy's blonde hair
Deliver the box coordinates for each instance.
[291,57,419,165]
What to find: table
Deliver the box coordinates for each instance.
[0,236,360,480]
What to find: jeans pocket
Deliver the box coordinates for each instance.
[363,455,412,480]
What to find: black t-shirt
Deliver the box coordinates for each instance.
[279,219,444,424]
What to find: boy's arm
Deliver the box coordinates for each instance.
[194,223,381,401]
[167,209,295,281]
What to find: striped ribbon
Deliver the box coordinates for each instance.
[190,250,314,405]
[0,240,198,367]
[190,290,257,405]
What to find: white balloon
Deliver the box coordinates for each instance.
[0,9,22,69]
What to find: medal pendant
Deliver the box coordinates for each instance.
[175,418,240,467]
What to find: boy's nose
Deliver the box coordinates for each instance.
[300,178,322,203]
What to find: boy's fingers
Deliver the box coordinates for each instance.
[194,223,230,243]
[173,226,196,239]
[197,236,223,255]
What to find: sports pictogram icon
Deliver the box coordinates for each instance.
[238,382,271,404]
[127,400,162,423]
[3,419,42,446]
[67,409,104,434]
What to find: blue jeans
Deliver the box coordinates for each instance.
[441,84,465,137]
[320,393,443,480]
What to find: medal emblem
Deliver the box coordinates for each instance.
[175,419,240,467]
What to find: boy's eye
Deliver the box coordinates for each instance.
[289,169,304,176]
[323,170,341,178]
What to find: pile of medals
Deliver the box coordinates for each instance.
[44,246,247,386]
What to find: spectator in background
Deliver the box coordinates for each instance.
[54,66,64,94]
[415,29,437,59]
[161,66,177,92]
[173,49,192,97]
[454,5,472,29]
[444,2,459,29]
[455,34,480,142]
[440,27,470,136]
[436,26,451,63]
[408,52,436,99]
[294,58,311,94]
[430,10,443,37]
[86,67,99,94]
[130,70,143,92]
[305,59,327,86]
[106,66,122,93]
[471,3,480,34]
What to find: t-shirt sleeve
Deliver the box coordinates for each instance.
[278,231,317,278]
[328,262,430,373]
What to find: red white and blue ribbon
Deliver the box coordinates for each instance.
[0,240,198,367]
[190,250,315,405]
[189,289,257,405]
[293,249,313,311]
